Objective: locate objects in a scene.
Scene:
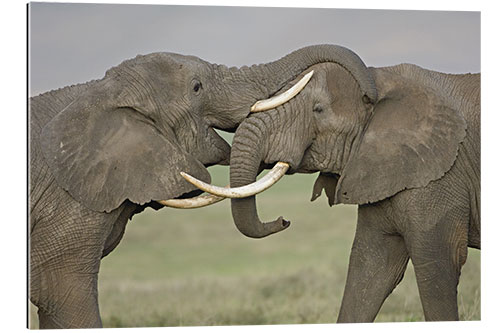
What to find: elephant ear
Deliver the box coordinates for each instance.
[40,81,210,213]
[335,67,467,205]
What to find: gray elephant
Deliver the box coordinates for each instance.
[29,47,355,328]
[184,45,480,322]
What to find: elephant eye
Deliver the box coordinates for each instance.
[192,80,202,94]
[313,104,323,114]
[362,94,372,104]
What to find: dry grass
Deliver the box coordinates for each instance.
[29,167,480,328]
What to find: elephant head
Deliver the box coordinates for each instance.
[182,45,467,238]
[39,46,360,213]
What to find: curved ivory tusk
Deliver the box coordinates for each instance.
[250,70,314,112]
[157,193,225,209]
[180,162,290,198]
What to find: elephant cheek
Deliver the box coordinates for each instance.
[296,147,320,172]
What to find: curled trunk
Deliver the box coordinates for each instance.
[228,45,377,238]
[229,117,290,238]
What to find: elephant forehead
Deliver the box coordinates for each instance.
[326,65,363,96]
[113,52,198,68]
[108,52,206,84]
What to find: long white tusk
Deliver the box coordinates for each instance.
[250,70,314,112]
[157,193,225,209]
[180,162,290,198]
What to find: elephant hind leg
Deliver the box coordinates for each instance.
[405,212,469,321]
[337,206,410,323]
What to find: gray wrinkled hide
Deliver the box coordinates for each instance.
[335,67,467,205]
[40,87,210,213]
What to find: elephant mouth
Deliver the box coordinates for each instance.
[203,158,229,167]
[295,139,333,174]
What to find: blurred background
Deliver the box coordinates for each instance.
[28,2,480,327]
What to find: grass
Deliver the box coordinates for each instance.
[28,165,480,327]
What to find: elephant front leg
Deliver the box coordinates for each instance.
[29,198,119,329]
[36,272,102,328]
[337,207,409,323]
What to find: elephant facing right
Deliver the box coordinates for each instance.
[184,45,480,322]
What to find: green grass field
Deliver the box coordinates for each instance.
[29,165,480,328]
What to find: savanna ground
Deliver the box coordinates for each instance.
[29,161,480,328]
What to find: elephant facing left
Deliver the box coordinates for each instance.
[29,53,229,329]
[29,46,354,328]
[183,45,480,322]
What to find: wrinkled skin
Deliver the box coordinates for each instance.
[229,53,480,321]
[29,46,361,328]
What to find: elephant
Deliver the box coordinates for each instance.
[29,46,358,328]
[183,45,480,322]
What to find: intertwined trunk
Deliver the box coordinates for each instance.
[229,116,290,238]
[227,46,377,238]
[208,44,377,130]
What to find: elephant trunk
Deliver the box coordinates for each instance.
[208,44,377,130]
[229,117,291,238]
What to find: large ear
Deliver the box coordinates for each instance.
[40,81,210,213]
[335,67,467,205]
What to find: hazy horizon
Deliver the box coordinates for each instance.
[29,4,480,96]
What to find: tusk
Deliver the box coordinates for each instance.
[250,70,314,112]
[180,162,290,198]
[157,193,225,209]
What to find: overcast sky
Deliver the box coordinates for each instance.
[28,3,480,96]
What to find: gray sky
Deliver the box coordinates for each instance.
[29,3,480,96]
